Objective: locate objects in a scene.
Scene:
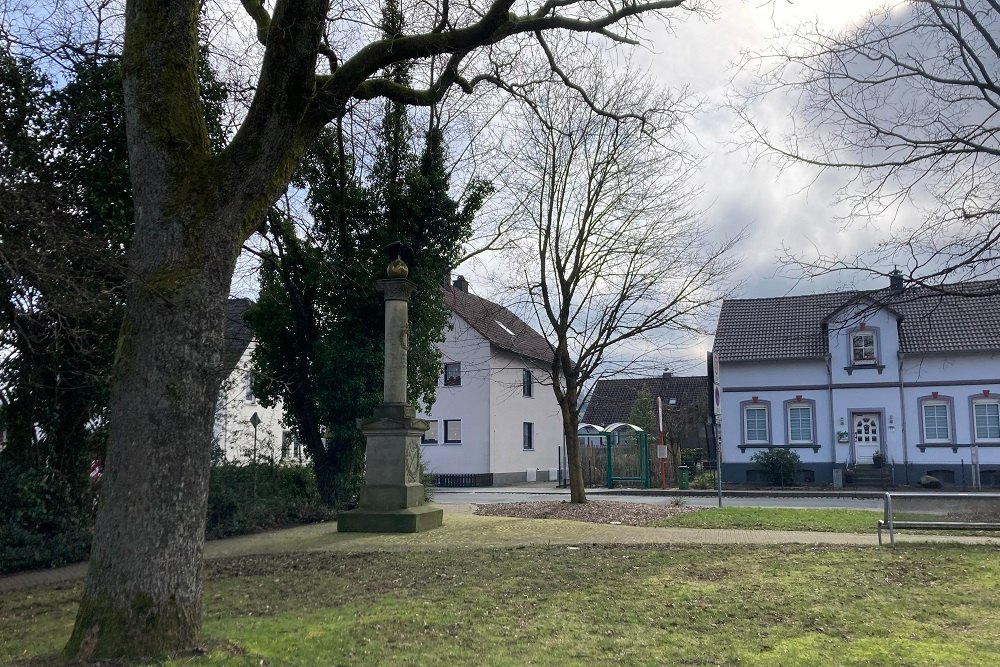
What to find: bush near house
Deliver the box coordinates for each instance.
[206,463,334,538]
[0,462,334,573]
[690,470,717,489]
[750,448,802,486]
[0,464,94,574]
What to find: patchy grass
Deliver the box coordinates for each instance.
[648,506,923,533]
[3,544,999,666]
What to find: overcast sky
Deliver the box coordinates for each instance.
[445,1,895,374]
[639,0,893,300]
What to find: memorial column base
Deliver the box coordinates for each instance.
[337,403,443,533]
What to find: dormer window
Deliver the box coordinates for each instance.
[851,330,877,365]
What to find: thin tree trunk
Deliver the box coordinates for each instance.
[561,405,587,503]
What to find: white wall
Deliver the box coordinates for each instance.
[213,341,289,463]
[720,307,1000,477]
[417,314,492,475]
[489,350,563,477]
[719,359,833,467]
[900,352,1000,467]
[827,304,901,384]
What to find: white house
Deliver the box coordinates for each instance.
[214,298,299,463]
[418,277,564,485]
[713,276,1000,487]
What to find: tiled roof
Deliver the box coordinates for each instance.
[582,376,708,427]
[444,287,554,364]
[224,298,254,372]
[713,279,1000,361]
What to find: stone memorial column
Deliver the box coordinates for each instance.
[337,258,444,533]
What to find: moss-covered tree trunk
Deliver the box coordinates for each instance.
[65,0,325,658]
[65,226,237,657]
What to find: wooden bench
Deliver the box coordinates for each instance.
[878,492,1000,545]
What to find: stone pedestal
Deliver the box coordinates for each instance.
[338,275,443,533]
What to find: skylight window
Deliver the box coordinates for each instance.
[495,320,515,336]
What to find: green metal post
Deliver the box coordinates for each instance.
[606,433,614,488]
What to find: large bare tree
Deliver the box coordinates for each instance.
[507,61,736,503]
[738,0,1000,292]
[23,0,707,659]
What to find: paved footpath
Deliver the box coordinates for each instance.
[3,500,998,594]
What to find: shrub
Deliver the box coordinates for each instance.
[681,448,703,469]
[750,449,802,486]
[0,464,93,574]
[206,463,334,539]
[691,470,717,489]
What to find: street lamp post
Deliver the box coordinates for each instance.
[250,411,261,496]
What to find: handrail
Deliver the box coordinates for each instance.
[879,491,1000,545]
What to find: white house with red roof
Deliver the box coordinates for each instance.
[418,277,564,485]
[713,276,1000,487]
[214,299,298,464]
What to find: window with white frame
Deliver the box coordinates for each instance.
[742,402,770,444]
[522,369,533,397]
[523,422,534,450]
[281,430,291,459]
[786,401,814,444]
[973,400,1000,442]
[921,400,951,443]
[444,362,461,386]
[244,373,255,403]
[422,421,438,444]
[850,330,877,365]
[444,419,462,443]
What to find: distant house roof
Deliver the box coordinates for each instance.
[443,282,553,365]
[224,298,254,372]
[713,279,1000,362]
[582,375,708,427]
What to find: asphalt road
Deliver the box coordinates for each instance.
[431,489,884,511]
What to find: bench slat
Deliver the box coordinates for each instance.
[877,520,1000,530]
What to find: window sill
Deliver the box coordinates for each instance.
[917,442,1000,452]
[844,364,885,376]
[739,443,821,453]
[443,441,462,445]
[421,442,438,446]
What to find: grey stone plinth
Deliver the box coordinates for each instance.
[337,504,444,533]
[341,273,443,533]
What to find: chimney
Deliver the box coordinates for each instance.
[662,368,672,378]
[453,275,469,293]
[889,268,904,294]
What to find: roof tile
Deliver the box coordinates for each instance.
[714,279,1000,361]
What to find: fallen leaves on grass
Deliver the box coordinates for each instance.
[473,501,703,526]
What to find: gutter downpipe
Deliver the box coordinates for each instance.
[827,353,836,470]
[897,351,910,485]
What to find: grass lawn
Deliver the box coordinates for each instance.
[648,507,939,533]
[2,543,999,666]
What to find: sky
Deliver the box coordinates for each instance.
[642,0,891,291]
[445,1,894,374]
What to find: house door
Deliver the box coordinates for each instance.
[853,413,881,464]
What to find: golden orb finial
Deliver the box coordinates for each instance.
[387,257,409,278]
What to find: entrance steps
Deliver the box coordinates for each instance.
[848,464,893,489]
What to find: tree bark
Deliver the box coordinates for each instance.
[560,400,587,503]
[65,205,240,657]
[554,353,586,503]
